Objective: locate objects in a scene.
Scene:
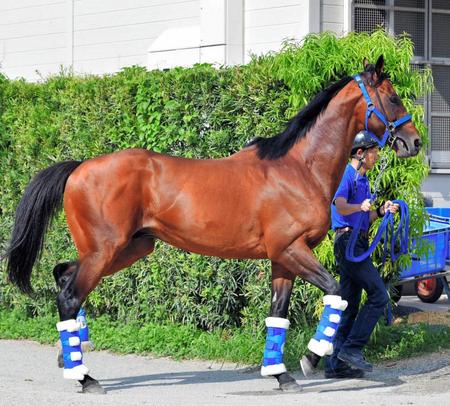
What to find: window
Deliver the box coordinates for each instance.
[353,0,450,169]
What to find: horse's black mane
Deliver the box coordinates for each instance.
[248,65,389,160]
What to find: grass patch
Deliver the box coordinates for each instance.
[1,310,448,370]
[366,322,450,361]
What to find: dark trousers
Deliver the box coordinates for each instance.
[325,232,389,372]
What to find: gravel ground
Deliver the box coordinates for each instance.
[1,339,449,406]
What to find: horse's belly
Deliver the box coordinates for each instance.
[150,216,267,259]
[164,237,267,260]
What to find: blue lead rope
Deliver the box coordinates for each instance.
[345,199,409,264]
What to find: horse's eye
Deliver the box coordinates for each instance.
[389,95,401,105]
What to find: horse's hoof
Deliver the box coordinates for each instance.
[276,372,303,393]
[82,379,106,394]
[279,380,303,393]
[300,353,320,377]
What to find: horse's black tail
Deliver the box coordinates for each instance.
[5,160,83,295]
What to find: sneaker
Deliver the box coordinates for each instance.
[337,350,373,372]
[324,366,364,379]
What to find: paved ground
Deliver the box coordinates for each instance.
[398,294,449,313]
[1,339,449,406]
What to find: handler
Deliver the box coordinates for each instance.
[325,131,399,379]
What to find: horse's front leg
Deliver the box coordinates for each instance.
[261,262,302,392]
[272,238,345,378]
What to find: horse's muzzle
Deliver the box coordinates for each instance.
[394,134,421,157]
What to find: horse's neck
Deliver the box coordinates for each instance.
[290,90,361,203]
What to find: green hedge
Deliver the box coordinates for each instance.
[0,31,432,332]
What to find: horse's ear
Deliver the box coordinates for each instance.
[363,58,370,70]
[375,55,385,77]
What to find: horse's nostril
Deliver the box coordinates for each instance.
[414,138,422,148]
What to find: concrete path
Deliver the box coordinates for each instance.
[399,294,449,313]
[1,339,449,406]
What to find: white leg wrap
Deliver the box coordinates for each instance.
[261,363,287,376]
[63,364,90,380]
[323,295,348,311]
[307,338,334,357]
[265,317,290,329]
[57,319,80,332]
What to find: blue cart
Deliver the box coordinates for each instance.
[396,208,450,303]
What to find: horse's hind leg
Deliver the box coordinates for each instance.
[55,235,130,394]
[55,235,155,393]
[55,259,105,393]
[53,261,84,369]
[105,234,155,276]
[53,261,78,289]
[263,262,302,392]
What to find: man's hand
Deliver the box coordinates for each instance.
[384,200,399,214]
[360,199,371,212]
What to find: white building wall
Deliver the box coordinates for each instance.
[321,0,344,34]
[244,0,320,63]
[147,0,243,70]
[0,0,331,80]
[0,0,68,80]
[0,0,202,80]
[73,0,201,75]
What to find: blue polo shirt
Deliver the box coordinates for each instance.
[331,164,371,232]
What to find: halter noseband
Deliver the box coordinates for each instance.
[353,74,412,148]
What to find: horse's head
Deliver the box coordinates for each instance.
[354,55,421,158]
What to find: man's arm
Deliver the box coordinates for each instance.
[369,208,379,223]
[335,197,371,216]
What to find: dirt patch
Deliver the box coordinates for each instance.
[407,311,450,325]
[375,349,450,396]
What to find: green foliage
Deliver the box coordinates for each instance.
[0,31,432,340]
[366,322,450,361]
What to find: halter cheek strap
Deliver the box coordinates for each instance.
[356,149,367,172]
[353,74,412,148]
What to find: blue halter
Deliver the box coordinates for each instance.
[353,74,412,148]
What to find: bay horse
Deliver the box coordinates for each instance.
[5,56,421,393]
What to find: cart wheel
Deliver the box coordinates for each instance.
[415,277,443,303]
[390,284,403,303]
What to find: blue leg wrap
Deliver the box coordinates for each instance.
[307,295,348,357]
[57,319,89,380]
[261,317,290,376]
